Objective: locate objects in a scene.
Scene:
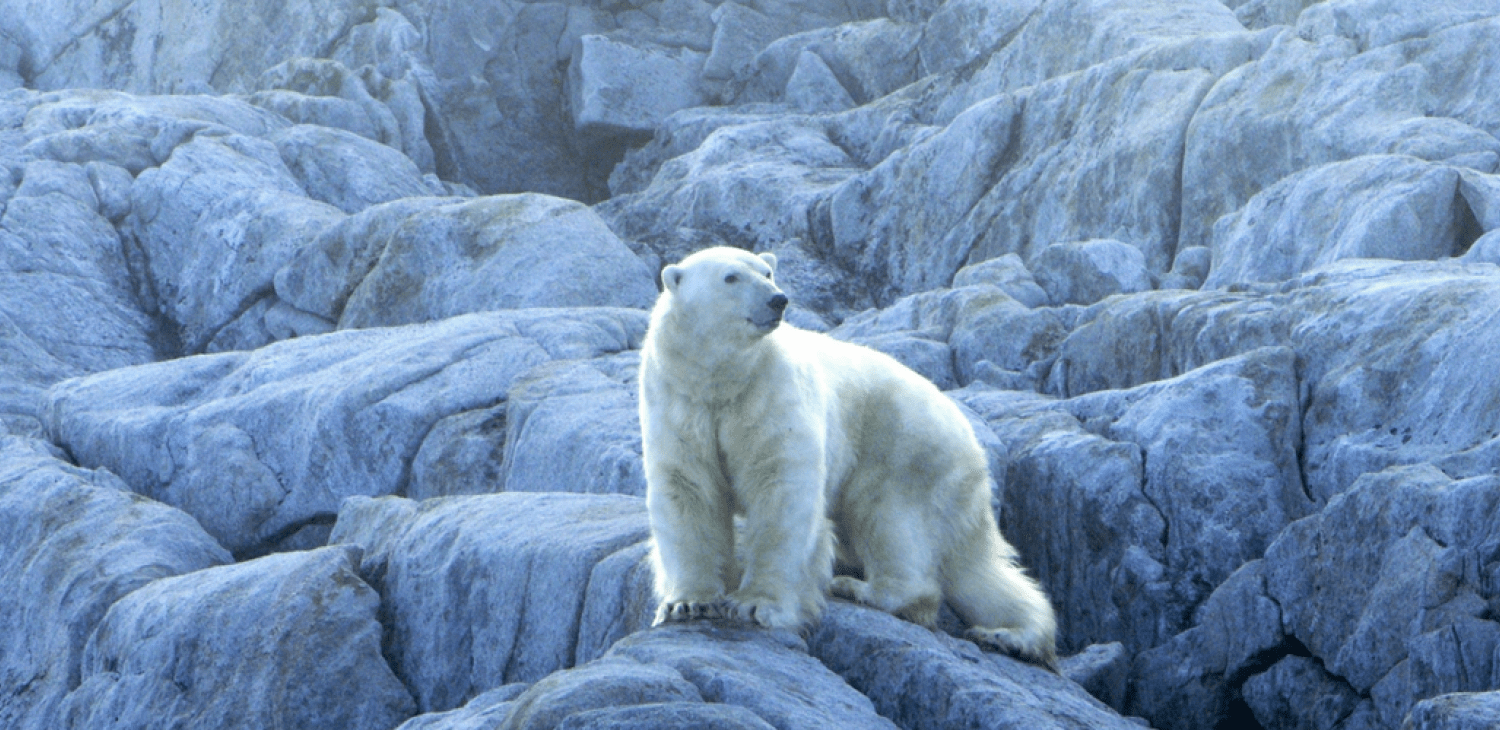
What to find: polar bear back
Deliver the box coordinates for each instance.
[767,326,989,502]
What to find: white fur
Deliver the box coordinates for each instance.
[639,247,1058,667]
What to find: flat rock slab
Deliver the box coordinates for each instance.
[329,492,653,713]
[45,307,648,556]
[0,436,231,730]
[59,545,415,730]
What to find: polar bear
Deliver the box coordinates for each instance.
[638,246,1057,667]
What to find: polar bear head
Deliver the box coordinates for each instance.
[658,247,788,340]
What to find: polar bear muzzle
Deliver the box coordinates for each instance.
[751,293,789,331]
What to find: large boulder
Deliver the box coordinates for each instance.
[329,493,653,713]
[0,437,231,730]
[45,308,648,556]
[59,546,416,730]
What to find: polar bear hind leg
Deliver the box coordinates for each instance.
[830,496,945,628]
[944,522,1059,670]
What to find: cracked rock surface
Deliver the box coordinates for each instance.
[4,0,1500,728]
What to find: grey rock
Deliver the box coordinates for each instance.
[1457,169,1500,233]
[0,436,231,730]
[125,128,345,353]
[1181,21,1500,253]
[1066,346,1311,620]
[272,195,460,323]
[19,89,292,174]
[24,0,383,94]
[952,59,1218,279]
[378,1,610,199]
[1460,230,1500,265]
[949,293,1073,389]
[45,308,648,556]
[952,254,1050,308]
[269,123,439,214]
[1403,692,1500,730]
[395,685,530,730]
[59,546,415,730]
[329,493,651,713]
[1060,642,1131,713]
[1128,561,1286,730]
[919,0,1043,75]
[1243,655,1362,730]
[1295,0,1500,51]
[409,351,646,500]
[703,3,782,87]
[784,49,856,114]
[335,194,658,330]
[1233,0,1318,29]
[1160,246,1211,290]
[568,34,708,139]
[811,601,1143,729]
[1265,465,1500,725]
[597,116,859,257]
[825,93,1022,302]
[1030,239,1155,306]
[1048,260,1500,504]
[250,55,436,173]
[1206,155,1474,288]
[594,622,896,730]
[953,0,1245,98]
[0,157,157,433]
[831,284,1013,388]
[493,352,646,497]
[962,347,1305,656]
[726,20,923,107]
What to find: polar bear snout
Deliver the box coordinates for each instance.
[750,292,789,331]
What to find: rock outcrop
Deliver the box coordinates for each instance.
[3,0,1500,728]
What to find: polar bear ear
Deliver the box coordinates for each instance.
[758,252,778,272]
[662,264,685,293]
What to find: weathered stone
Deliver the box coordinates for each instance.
[1243,655,1363,730]
[952,254,1050,308]
[568,34,708,139]
[1029,239,1155,306]
[1404,692,1500,730]
[126,129,344,354]
[1206,155,1476,288]
[784,49,855,114]
[336,194,658,330]
[1265,465,1500,725]
[811,602,1143,729]
[58,546,415,730]
[0,436,231,730]
[329,493,650,713]
[269,123,439,214]
[598,116,859,259]
[45,308,648,556]
[25,0,382,94]
[0,159,157,433]
[1182,21,1500,252]
[1060,642,1131,713]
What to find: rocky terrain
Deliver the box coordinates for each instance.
[2,0,1500,728]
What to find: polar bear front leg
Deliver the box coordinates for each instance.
[647,465,736,624]
[725,466,833,630]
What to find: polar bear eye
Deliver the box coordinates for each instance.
[724,274,739,284]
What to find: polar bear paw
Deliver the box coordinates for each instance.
[724,591,801,629]
[655,599,726,624]
[966,626,1060,672]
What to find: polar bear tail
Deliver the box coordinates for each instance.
[943,526,1059,671]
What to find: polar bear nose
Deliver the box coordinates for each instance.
[768,293,789,313]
